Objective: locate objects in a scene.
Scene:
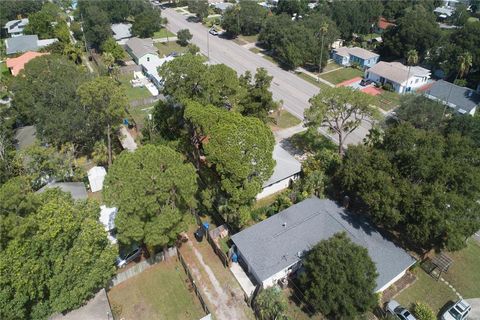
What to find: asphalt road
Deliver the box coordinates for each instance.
[162,8,372,146]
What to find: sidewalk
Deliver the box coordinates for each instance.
[153,36,178,43]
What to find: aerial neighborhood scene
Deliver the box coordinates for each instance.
[2,0,480,319]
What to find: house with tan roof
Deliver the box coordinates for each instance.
[365,61,431,94]
[6,51,49,76]
[332,46,379,70]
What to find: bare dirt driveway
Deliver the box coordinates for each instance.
[161,8,372,147]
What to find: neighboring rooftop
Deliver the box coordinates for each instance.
[111,23,132,41]
[333,46,379,60]
[49,289,112,320]
[141,55,174,84]
[377,17,396,30]
[14,125,37,150]
[5,35,39,55]
[231,197,416,291]
[4,18,29,34]
[6,51,49,76]
[263,144,301,188]
[37,182,88,200]
[87,166,107,193]
[425,80,480,115]
[367,61,430,84]
[213,2,234,12]
[125,37,156,60]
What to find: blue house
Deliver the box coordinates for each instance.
[332,46,379,70]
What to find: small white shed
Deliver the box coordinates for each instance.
[88,166,107,192]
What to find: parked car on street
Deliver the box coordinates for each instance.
[116,244,142,268]
[441,300,471,320]
[386,300,417,320]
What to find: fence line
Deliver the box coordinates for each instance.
[176,247,211,316]
[193,211,230,268]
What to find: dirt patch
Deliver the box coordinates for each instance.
[382,272,417,303]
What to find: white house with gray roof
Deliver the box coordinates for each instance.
[424,80,479,116]
[332,46,379,70]
[111,23,132,44]
[257,144,301,200]
[231,197,416,292]
[4,18,29,37]
[365,61,431,94]
[125,37,157,65]
[5,35,58,55]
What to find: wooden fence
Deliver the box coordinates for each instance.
[176,247,211,317]
[206,228,229,268]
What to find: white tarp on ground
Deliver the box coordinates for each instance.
[99,205,117,232]
[119,125,137,152]
[87,166,107,192]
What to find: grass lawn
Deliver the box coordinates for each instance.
[362,33,381,41]
[373,89,401,111]
[320,67,363,85]
[0,61,9,75]
[295,72,332,91]
[154,41,188,57]
[249,47,261,54]
[240,34,258,43]
[118,75,152,101]
[253,191,285,209]
[108,259,206,320]
[269,109,301,129]
[442,240,480,298]
[127,103,155,130]
[322,61,342,73]
[396,268,457,314]
[153,28,176,39]
[261,53,278,65]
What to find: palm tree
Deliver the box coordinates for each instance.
[317,22,329,78]
[63,43,83,64]
[405,49,418,93]
[102,52,115,74]
[457,52,472,79]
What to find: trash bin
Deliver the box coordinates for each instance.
[194,227,204,242]
[231,252,238,263]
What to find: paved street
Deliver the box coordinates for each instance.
[161,8,372,146]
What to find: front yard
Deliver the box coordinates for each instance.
[153,28,176,39]
[154,41,188,57]
[268,109,302,130]
[319,67,364,85]
[108,258,206,320]
[372,89,401,111]
[396,240,480,314]
[295,71,333,91]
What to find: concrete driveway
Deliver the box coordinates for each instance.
[467,298,480,320]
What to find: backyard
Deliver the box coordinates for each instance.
[396,239,480,314]
[154,41,188,57]
[118,74,152,101]
[127,103,155,130]
[108,258,206,320]
[319,67,364,85]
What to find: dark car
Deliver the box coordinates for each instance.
[116,244,142,268]
[360,79,373,86]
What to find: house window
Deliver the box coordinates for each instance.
[147,57,150,62]
[415,79,419,84]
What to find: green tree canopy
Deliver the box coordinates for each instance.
[131,9,162,38]
[101,37,126,61]
[24,2,61,39]
[254,287,289,320]
[382,5,440,59]
[188,0,209,20]
[10,55,90,148]
[177,28,193,46]
[184,100,275,225]
[77,76,127,165]
[159,53,244,109]
[394,95,448,131]
[305,87,379,155]
[222,0,269,37]
[0,190,116,320]
[81,4,111,48]
[299,232,378,319]
[337,123,480,250]
[103,145,198,248]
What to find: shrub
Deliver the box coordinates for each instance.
[413,302,435,320]
[382,82,394,92]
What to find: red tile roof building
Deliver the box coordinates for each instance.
[6,51,49,76]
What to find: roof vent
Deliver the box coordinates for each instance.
[282,222,287,228]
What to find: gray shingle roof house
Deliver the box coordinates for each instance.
[125,37,157,64]
[111,23,132,42]
[5,35,58,55]
[37,182,88,200]
[257,144,301,199]
[332,46,379,69]
[231,197,416,292]
[424,80,479,116]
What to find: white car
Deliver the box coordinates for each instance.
[386,300,417,320]
[441,300,471,320]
